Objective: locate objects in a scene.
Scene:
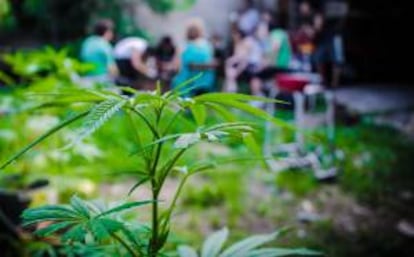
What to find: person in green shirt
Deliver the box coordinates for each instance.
[80,19,118,80]
[269,19,292,69]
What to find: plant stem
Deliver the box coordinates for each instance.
[130,108,159,138]
[164,174,189,222]
[150,187,159,257]
[111,232,137,257]
[149,144,162,256]
[149,104,164,257]
[127,111,151,165]
[158,149,187,188]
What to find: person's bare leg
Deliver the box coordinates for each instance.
[224,67,238,92]
[250,77,262,96]
[250,77,265,108]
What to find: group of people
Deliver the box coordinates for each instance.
[223,0,345,97]
[80,17,215,95]
[80,0,345,97]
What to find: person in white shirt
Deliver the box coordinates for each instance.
[114,37,157,88]
[237,0,260,35]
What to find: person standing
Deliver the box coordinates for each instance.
[313,0,347,87]
[80,19,118,82]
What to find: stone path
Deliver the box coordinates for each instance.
[335,84,414,137]
[335,84,414,114]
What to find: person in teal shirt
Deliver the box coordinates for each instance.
[80,19,118,80]
[172,19,216,96]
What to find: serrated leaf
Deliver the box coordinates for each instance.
[199,99,293,130]
[172,73,204,94]
[219,232,279,257]
[99,218,124,233]
[89,220,111,241]
[174,133,201,149]
[190,104,207,126]
[178,245,199,257]
[242,134,268,169]
[62,224,87,242]
[194,92,285,104]
[130,133,182,156]
[201,227,229,257]
[22,205,80,225]
[205,103,237,122]
[70,195,91,218]
[74,98,127,144]
[96,200,153,218]
[204,122,254,133]
[34,221,75,237]
[89,219,124,241]
[247,248,322,257]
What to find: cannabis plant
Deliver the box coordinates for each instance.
[1,80,314,257]
[178,227,320,257]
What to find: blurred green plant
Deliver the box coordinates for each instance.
[23,195,153,256]
[0,71,319,257]
[275,170,317,197]
[177,227,320,257]
[0,0,10,18]
[1,0,196,42]
[1,47,93,86]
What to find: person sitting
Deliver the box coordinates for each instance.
[80,19,118,83]
[224,29,252,93]
[237,0,261,36]
[154,36,179,87]
[114,36,157,90]
[172,19,216,96]
[225,26,275,98]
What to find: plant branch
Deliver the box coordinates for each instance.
[111,232,138,257]
[157,149,187,191]
[164,174,190,223]
[162,109,183,135]
[130,108,160,138]
[126,111,151,166]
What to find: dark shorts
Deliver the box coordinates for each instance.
[116,59,147,81]
[239,66,292,82]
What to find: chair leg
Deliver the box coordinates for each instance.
[294,92,305,153]
[263,87,278,157]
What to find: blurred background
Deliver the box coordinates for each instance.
[1,1,414,257]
